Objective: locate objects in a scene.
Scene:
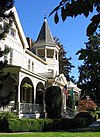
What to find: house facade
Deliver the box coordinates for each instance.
[0,7,81,118]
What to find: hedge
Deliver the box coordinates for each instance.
[7,118,43,132]
[0,117,91,132]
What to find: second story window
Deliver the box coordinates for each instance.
[0,22,3,33]
[9,28,16,37]
[9,48,13,64]
[28,59,30,70]
[4,45,13,65]
[32,61,34,72]
[4,45,8,62]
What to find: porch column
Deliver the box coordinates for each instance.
[43,88,46,112]
[53,49,55,59]
[43,83,47,118]
[34,84,37,112]
[18,72,21,117]
[45,48,47,59]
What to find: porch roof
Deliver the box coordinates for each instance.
[4,65,47,81]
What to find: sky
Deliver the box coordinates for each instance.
[14,0,95,81]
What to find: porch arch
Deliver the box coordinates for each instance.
[1,74,17,98]
[36,82,45,104]
[20,77,34,103]
[0,74,18,108]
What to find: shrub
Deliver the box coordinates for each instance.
[90,112,98,121]
[36,118,45,131]
[78,99,97,112]
[8,119,21,132]
[0,112,17,132]
[30,119,42,132]
[43,118,54,131]
[0,117,91,132]
[0,112,17,120]
[73,118,90,128]
[43,118,90,131]
[4,118,43,132]
[75,112,94,124]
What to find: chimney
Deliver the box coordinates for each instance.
[26,37,32,50]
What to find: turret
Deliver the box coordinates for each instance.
[32,17,59,77]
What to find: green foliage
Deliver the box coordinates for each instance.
[77,33,100,102]
[0,112,17,120]
[87,14,100,36]
[0,0,14,40]
[75,112,94,124]
[95,108,100,118]
[54,37,75,82]
[0,0,14,107]
[0,118,43,132]
[90,112,98,121]
[45,86,62,118]
[43,118,54,131]
[21,83,32,89]
[0,117,91,132]
[49,0,100,36]
[0,112,17,131]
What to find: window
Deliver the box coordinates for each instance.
[4,54,7,61]
[32,61,34,72]
[0,22,3,32]
[48,69,53,74]
[4,45,8,62]
[9,28,16,37]
[47,49,54,58]
[55,51,57,60]
[38,49,45,58]
[9,48,13,64]
[28,59,31,70]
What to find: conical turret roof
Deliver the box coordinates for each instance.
[36,17,56,46]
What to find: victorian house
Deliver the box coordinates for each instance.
[0,7,81,118]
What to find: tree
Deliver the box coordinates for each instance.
[54,37,75,82]
[0,0,14,39]
[45,86,62,118]
[76,33,100,103]
[49,0,100,36]
[0,0,14,107]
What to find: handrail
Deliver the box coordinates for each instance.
[62,106,77,118]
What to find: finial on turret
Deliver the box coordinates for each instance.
[43,8,47,22]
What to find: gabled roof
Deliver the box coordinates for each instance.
[11,7,29,49]
[35,17,56,46]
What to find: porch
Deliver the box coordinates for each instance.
[19,103,46,118]
[0,102,46,118]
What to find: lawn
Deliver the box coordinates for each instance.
[0,132,100,137]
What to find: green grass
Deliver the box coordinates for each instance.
[0,132,100,137]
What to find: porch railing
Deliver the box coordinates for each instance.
[20,103,44,114]
[62,106,77,119]
[0,101,17,112]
